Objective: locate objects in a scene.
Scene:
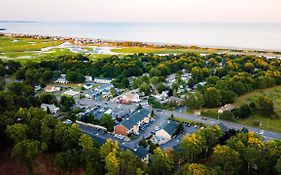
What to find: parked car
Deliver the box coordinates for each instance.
[154,126,160,131]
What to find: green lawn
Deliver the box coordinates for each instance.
[0,35,63,52]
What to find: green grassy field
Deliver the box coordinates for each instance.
[233,86,281,132]
[111,47,218,54]
[0,35,63,52]
[201,85,281,132]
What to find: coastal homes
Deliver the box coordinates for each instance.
[41,103,60,114]
[114,108,151,136]
[155,120,178,144]
[119,91,141,104]
[44,86,61,93]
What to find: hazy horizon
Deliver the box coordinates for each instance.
[1,0,281,23]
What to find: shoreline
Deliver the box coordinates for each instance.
[1,32,281,55]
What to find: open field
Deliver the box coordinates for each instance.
[201,85,281,132]
[111,47,218,54]
[0,35,63,52]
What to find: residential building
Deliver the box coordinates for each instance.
[63,89,80,96]
[41,103,60,114]
[218,104,235,114]
[54,74,69,84]
[94,78,112,84]
[44,86,61,93]
[134,146,150,164]
[155,120,178,144]
[83,83,93,89]
[114,108,151,136]
[84,76,93,82]
[120,91,141,104]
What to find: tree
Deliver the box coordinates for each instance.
[179,163,216,175]
[212,145,242,175]
[197,125,223,157]
[149,148,175,175]
[110,87,117,97]
[203,87,222,108]
[150,76,160,86]
[6,124,29,143]
[275,157,281,174]
[179,133,206,161]
[139,82,150,96]
[66,71,85,83]
[100,139,119,159]
[12,139,43,175]
[60,95,75,111]
[173,123,184,136]
[40,93,57,105]
[105,148,120,175]
[119,150,146,175]
[53,149,82,173]
[185,91,205,110]
[54,122,82,150]
[256,96,274,115]
[156,82,168,94]
[149,68,161,77]
[100,114,115,132]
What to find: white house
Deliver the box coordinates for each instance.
[41,103,60,114]
[63,89,80,97]
[94,78,112,84]
[120,91,141,104]
[44,86,61,93]
[85,76,93,82]
[54,74,69,84]
[83,83,93,89]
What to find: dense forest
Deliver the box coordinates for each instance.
[1,52,281,175]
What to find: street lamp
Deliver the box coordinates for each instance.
[217,109,223,124]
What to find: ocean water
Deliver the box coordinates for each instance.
[1,22,281,51]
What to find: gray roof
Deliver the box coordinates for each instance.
[163,120,178,136]
[218,123,229,132]
[135,146,149,159]
[120,108,150,129]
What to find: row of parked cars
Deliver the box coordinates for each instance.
[140,118,156,131]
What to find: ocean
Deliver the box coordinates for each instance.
[1,22,281,51]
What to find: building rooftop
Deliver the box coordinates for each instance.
[163,120,178,136]
[120,108,150,129]
[135,146,149,159]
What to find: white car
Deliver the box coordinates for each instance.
[154,126,160,131]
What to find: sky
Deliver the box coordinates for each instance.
[1,0,281,22]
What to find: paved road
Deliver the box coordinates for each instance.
[156,110,281,141]
[77,100,281,151]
